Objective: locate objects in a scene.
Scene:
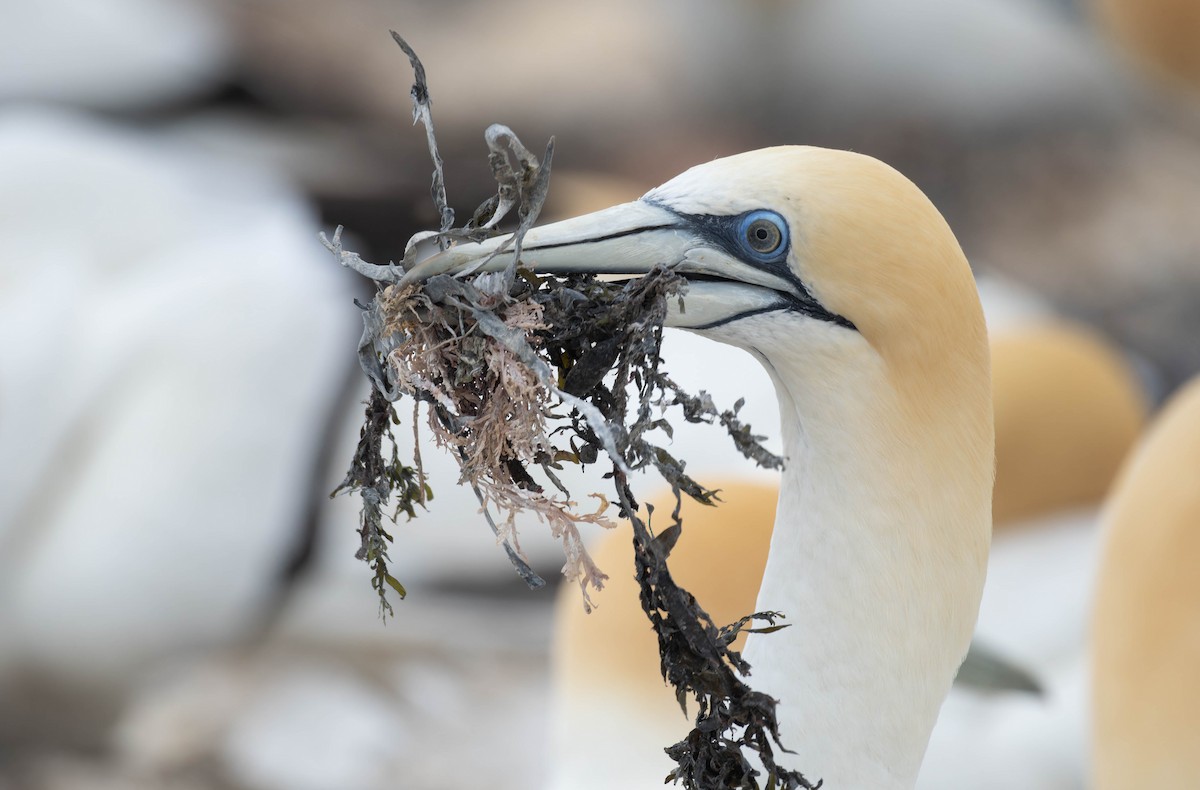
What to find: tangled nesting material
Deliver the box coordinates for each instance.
[374,260,695,609]
[325,220,771,611]
[322,32,818,790]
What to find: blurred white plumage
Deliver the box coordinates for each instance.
[0,108,357,688]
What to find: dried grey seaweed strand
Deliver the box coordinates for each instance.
[391,31,453,240]
[322,225,403,286]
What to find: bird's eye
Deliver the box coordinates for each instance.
[737,211,787,259]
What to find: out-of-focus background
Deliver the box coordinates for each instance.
[2,1,1199,789]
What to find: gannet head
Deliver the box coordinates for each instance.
[411,149,981,360]
[406,146,992,471]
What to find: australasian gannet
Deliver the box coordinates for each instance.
[405,146,995,788]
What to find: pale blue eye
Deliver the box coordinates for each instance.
[737,210,788,260]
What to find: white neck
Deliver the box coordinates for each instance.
[739,324,991,790]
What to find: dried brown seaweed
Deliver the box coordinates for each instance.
[322,33,816,790]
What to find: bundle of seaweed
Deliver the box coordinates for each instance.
[322,33,817,790]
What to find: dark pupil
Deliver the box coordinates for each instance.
[747,219,780,253]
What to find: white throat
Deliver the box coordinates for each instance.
[714,317,991,790]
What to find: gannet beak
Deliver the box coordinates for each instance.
[400,200,802,330]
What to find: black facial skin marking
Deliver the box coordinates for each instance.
[646,200,858,332]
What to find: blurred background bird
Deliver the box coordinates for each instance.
[2,0,1199,788]
[1091,375,1200,789]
